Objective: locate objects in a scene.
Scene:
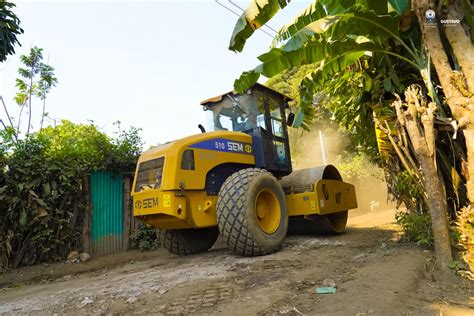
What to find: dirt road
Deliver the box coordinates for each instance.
[0,209,472,315]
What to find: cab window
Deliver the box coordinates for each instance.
[181,149,195,170]
[134,157,164,192]
[268,94,285,138]
[208,91,266,132]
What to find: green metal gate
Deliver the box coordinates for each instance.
[91,171,124,254]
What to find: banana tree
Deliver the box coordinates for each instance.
[228,0,474,273]
[229,0,473,189]
[230,1,432,110]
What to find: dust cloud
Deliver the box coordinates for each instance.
[288,127,396,215]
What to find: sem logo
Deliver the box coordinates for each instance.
[227,141,244,152]
[244,144,253,153]
[135,198,158,209]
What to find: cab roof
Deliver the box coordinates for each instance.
[200,83,292,106]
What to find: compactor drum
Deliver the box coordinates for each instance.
[131,84,357,256]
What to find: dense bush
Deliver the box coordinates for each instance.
[0,121,142,270]
[130,224,160,251]
[392,171,434,247]
[395,211,434,247]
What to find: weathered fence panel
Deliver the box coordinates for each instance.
[90,171,124,254]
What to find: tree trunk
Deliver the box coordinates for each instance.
[394,87,452,273]
[26,61,36,135]
[464,129,474,203]
[413,0,474,204]
[40,98,46,130]
[16,102,25,131]
[1,96,16,132]
[27,91,32,135]
[445,6,474,95]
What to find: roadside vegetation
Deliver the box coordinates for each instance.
[229,0,473,278]
[0,120,142,270]
[0,2,143,270]
[130,223,160,251]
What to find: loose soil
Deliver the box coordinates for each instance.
[0,209,472,315]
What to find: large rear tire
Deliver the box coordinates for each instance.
[160,227,219,256]
[217,168,288,256]
[288,211,348,235]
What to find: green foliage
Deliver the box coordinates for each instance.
[267,65,379,160]
[14,46,58,134]
[396,211,434,247]
[266,63,319,103]
[229,0,472,269]
[230,0,426,128]
[130,224,160,251]
[35,120,143,173]
[298,48,366,114]
[388,0,410,15]
[0,121,143,269]
[316,70,380,160]
[109,122,144,172]
[229,0,290,52]
[394,171,434,247]
[275,1,341,43]
[36,63,57,100]
[0,1,23,62]
[16,47,45,104]
[393,171,424,198]
[38,121,111,170]
[0,134,81,268]
[266,63,320,129]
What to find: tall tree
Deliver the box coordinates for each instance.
[15,47,57,134]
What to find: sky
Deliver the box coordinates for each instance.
[0,0,310,147]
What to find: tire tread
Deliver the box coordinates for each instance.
[217,168,284,256]
[160,227,218,256]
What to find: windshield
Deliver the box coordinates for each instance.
[207,92,266,132]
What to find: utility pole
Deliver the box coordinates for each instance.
[319,130,328,165]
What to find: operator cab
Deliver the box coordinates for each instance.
[201,83,293,178]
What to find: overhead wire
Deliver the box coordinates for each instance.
[214,0,277,40]
[227,0,280,34]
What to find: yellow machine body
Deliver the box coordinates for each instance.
[132,131,254,229]
[131,131,357,230]
[280,166,358,217]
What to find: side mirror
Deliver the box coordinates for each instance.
[287,112,295,127]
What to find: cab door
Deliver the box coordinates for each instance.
[247,88,292,178]
[264,89,292,174]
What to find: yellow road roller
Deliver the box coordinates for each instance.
[131,83,357,256]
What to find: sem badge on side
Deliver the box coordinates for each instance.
[135,197,158,209]
[189,138,253,155]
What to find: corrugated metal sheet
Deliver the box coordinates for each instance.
[91,171,124,254]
